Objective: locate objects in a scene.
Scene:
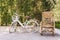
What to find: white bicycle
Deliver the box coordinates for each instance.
[9,13,39,33]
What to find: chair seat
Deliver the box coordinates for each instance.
[42,25,54,28]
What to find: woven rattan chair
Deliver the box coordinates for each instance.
[40,11,55,35]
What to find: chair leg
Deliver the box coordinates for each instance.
[52,28,55,36]
[52,31,55,36]
[40,28,43,35]
[40,32,43,35]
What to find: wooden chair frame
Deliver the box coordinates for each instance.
[40,11,55,35]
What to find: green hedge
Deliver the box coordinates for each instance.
[55,21,60,29]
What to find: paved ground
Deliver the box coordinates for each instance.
[0,26,60,40]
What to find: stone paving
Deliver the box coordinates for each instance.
[0,27,60,40]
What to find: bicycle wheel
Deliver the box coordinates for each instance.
[9,22,17,33]
[26,19,39,32]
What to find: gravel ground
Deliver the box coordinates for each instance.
[0,26,60,40]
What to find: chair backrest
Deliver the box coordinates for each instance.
[42,11,54,26]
